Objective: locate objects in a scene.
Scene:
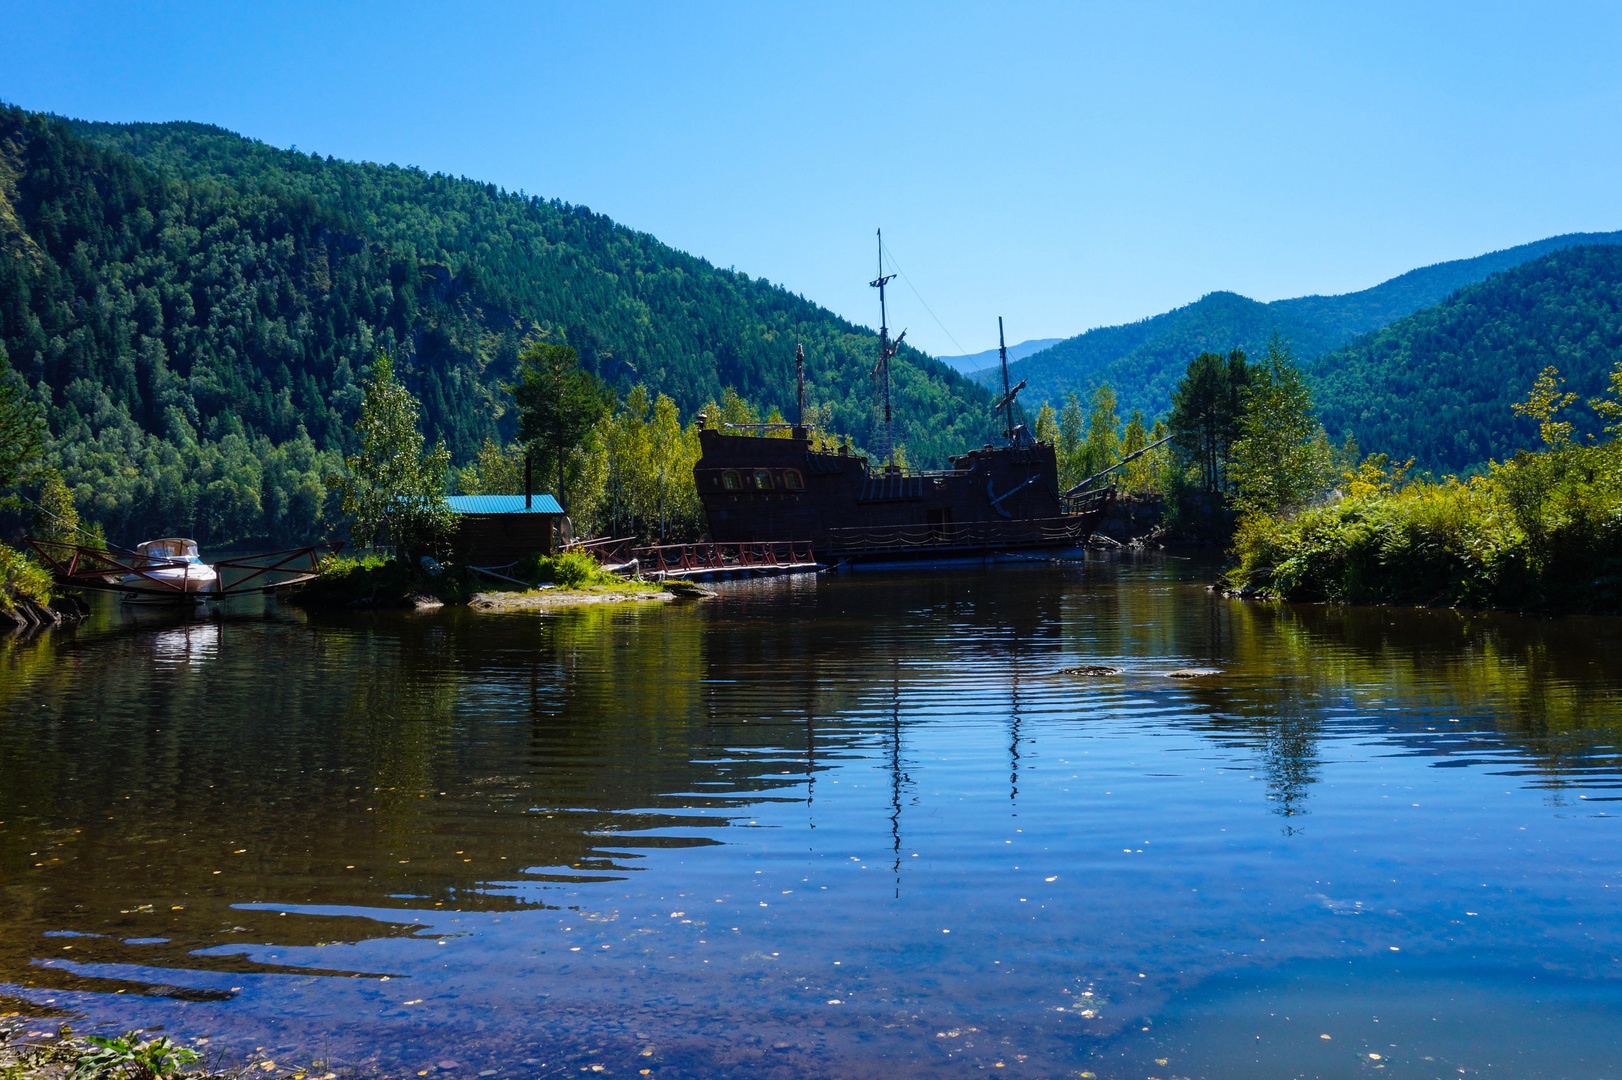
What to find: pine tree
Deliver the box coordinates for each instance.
[1168,349,1250,493]
[1231,335,1331,515]
[31,468,80,543]
[326,352,453,560]
[512,343,610,510]
[1057,393,1084,489]
[1079,384,1120,482]
[0,347,44,505]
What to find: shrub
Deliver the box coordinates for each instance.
[70,1031,199,1080]
[0,542,52,613]
[315,552,388,578]
[1228,445,1622,612]
[514,551,609,588]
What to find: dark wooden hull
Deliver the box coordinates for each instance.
[694,428,1109,562]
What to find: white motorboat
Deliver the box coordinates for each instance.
[118,538,219,604]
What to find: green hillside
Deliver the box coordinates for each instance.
[986,231,1622,421]
[65,115,990,457]
[1312,244,1622,472]
[0,105,993,545]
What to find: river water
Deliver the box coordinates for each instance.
[2,557,1622,1080]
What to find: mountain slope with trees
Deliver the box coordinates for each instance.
[0,104,994,546]
[1311,244,1622,472]
[65,115,992,462]
[985,230,1622,421]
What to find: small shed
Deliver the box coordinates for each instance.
[444,494,565,566]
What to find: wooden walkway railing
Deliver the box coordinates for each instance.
[564,536,638,568]
[632,541,818,579]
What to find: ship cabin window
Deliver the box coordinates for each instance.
[722,470,742,491]
[754,469,774,490]
[782,469,804,491]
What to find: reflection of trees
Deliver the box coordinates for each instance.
[1058,557,1622,819]
[1201,596,1622,808]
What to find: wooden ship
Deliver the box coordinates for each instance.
[693,235,1137,568]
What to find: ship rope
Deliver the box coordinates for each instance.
[878,237,973,362]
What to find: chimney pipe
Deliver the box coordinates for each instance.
[525,455,532,509]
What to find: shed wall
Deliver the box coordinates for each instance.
[451,514,557,564]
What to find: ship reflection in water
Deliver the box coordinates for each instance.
[2,561,1622,1079]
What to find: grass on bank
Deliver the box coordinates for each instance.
[0,1022,346,1080]
[1227,366,1622,614]
[295,549,640,608]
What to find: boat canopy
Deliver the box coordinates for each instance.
[135,538,200,560]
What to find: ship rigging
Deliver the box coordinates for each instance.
[690,236,1121,567]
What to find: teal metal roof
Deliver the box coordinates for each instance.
[445,494,564,515]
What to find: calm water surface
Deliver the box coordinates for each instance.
[3,557,1622,1080]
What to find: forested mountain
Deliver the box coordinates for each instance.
[987,231,1622,420]
[66,115,990,456]
[0,104,994,545]
[1312,245,1622,473]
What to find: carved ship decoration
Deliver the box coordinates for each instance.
[694,233,1159,568]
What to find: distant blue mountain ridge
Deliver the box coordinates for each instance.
[974,231,1622,424]
[933,338,1064,374]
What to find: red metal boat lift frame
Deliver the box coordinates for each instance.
[24,538,342,601]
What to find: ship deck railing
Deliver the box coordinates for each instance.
[825,515,1098,554]
[1061,486,1114,515]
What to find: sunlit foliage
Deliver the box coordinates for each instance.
[1229,360,1622,612]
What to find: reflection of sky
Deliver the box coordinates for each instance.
[3,569,1622,1079]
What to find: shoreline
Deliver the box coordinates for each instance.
[466,586,679,612]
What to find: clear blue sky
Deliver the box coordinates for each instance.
[5,1,1620,357]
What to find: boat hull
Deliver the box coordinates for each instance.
[117,565,220,604]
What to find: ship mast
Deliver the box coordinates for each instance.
[795,341,806,429]
[870,230,905,469]
[992,315,1028,445]
[999,316,1011,442]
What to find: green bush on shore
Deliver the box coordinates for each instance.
[1228,365,1622,613]
[0,543,53,614]
[513,551,614,588]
